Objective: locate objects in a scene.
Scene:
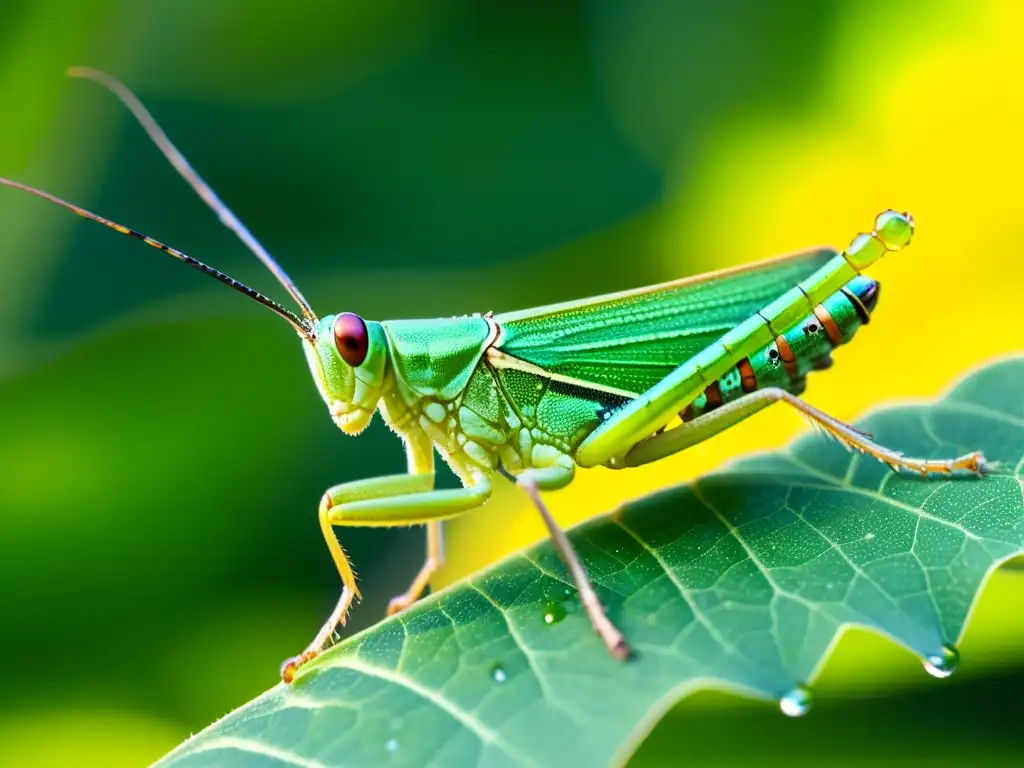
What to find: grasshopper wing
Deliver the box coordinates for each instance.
[493,248,836,397]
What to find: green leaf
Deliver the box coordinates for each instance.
[158,357,1024,768]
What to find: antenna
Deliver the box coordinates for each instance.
[67,66,318,324]
[0,176,314,339]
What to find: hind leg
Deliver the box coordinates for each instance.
[621,387,986,476]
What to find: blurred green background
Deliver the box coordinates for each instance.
[1,1,1023,765]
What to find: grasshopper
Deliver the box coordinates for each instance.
[1,70,987,684]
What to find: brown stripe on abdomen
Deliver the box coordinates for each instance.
[737,357,758,392]
[679,379,724,423]
[704,380,724,408]
[774,334,800,381]
[812,304,843,345]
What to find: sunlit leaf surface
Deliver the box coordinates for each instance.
[158,357,1023,768]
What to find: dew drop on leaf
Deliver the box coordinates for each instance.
[385,738,398,754]
[779,685,813,717]
[543,601,567,625]
[924,644,960,678]
[490,663,507,683]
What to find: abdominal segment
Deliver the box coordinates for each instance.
[682,277,878,422]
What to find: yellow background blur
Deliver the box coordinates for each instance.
[1,1,1022,766]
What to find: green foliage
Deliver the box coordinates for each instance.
[158,357,1024,767]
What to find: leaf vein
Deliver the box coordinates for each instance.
[318,655,531,764]
[615,517,767,677]
[465,581,591,727]
[181,737,335,768]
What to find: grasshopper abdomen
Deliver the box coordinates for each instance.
[682,276,880,422]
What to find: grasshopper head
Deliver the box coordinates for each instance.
[305,313,388,435]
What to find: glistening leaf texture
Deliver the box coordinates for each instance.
[159,357,1024,768]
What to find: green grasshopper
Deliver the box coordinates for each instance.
[1,70,987,684]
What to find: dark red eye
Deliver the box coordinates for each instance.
[333,312,369,367]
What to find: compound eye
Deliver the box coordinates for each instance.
[333,312,369,367]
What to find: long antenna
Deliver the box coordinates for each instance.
[67,66,318,325]
[0,176,314,339]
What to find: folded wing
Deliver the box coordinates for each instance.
[494,248,837,397]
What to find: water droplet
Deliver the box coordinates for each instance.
[490,663,507,683]
[543,601,567,625]
[779,685,813,717]
[924,644,959,678]
[385,738,399,754]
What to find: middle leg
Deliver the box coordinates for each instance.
[516,459,631,660]
[387,520,445,616]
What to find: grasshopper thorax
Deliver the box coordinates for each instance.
[305,313,388,435]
